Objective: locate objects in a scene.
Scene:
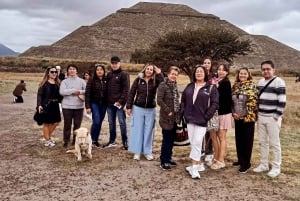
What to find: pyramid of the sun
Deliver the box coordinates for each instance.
[20,2,300,68]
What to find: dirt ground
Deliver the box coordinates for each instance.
[0,92,299,201]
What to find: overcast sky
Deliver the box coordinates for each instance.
[1,0,300,53]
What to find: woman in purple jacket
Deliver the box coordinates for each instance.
[181,65,219,179]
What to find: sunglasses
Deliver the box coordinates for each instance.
[49,70,58,74]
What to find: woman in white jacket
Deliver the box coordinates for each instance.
[60,64,86,147]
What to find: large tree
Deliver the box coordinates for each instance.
[131,28,253,80]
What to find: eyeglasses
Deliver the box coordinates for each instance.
[262,68,272,71]
[95,63,104,67]
[49,71,58,74]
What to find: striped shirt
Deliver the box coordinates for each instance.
[257,76,286,119]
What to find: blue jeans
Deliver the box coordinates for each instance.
[107,105,127,144]
[128,105,156,155]
[160,128,175,164]
[90,103,107,142]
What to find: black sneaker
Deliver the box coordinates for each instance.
[232,162,240,167]
[123,142,128,150]
[239,166,250,174]
[160,163,171,170]
[93,141,101,148]
[169,160,177,167]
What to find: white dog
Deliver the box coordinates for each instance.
[68,127,92,161]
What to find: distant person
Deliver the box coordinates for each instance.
[103,56,130,150]
[59,64,86,147]
[13,80,27,103]
[181,65,218,179]
[37,66,62,147]
[157,66,181,170]
[253,60,286,178]
[56,66,65,81]
[82,71,92,120]
[126,64,164,160]
[85,64,107,148]
[82,71,91,83]
[202,57,217,165]
[232,67,258,173]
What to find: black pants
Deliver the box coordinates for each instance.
[62,108,84,143]
[234,120,255,169]
[15,96,24,103]
[160,128,175,164]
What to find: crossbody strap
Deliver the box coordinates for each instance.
[258,76,277,98]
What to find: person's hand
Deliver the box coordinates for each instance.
[86,108,91,114]
[233,113,240,120]
[73,90,80,95]
[154,66,161,74]
[38,106,43,113]
[126,109,132,116]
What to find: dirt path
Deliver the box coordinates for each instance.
[0,93,299,201]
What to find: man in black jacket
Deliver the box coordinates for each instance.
[103,56,130,150]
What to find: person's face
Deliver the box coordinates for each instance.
[217,65,228,79]
[203,59,212,71]
[238,69,249,81]
[111,61,120,71]
[167,69,179,82]
[96,67,104,78]
[195,67,205,82]
[84,73,90,80]
[144,65,154,78]
[261,63,275,79]
[68,66,77,77]
[48,68,58,79]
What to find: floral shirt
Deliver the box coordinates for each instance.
[232,80,258,122]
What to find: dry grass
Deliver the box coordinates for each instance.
[0,72,299,175]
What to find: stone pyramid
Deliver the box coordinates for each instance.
[20,2,300,68]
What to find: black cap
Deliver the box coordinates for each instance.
[111,56,120,63]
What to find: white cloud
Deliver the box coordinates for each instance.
[1,0,300,52]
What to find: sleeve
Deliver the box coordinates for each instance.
[274,79,286,119]
[37,85,43,108]
[157,83,172,114]
[59,80,75,96]
[244,84,258,122]
[205,85,219,120]
[126,78,139,109]
[85,79,92,109]
[118,72,130,106]
[155,73,164,86]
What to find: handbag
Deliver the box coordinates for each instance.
[174,117,190,146]
[33,110,45,125]
[207,85,219,132]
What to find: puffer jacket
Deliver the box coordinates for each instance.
[126,73,164,109]
[85,77,107,109]
[107,68,130,106]
[157,79,179,130]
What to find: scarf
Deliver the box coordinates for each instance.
[165,78,180,113]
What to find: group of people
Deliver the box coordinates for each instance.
[35,56,286,179]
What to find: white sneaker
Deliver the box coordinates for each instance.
[133,154,140,160]
[267,168,280,178]
[186,164,205,173]
[44,140,55,148]
[144,154,154,161]
[253,164,269,173]
[187,165,200,179]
